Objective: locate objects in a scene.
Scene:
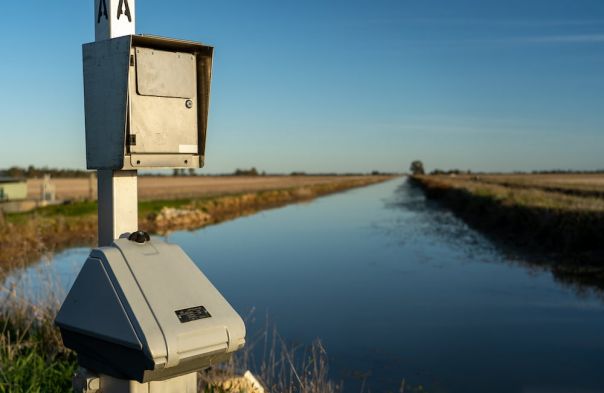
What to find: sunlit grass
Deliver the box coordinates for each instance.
[0,296,76,393]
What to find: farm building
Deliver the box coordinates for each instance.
[0,177,27,201]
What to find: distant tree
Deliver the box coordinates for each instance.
[188,168,196,176]
[6,167,24,178]
[371,170,381,176]
[409,160,425,175]
[233,168,259,176]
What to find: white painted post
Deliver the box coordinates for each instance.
[94,0,138,247]
[95,0,136,41]
[79,2,198,392]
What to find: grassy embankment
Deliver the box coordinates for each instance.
[411,174,604,286]
[0,176,393,274]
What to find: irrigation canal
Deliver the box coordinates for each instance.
[6,178,604,393]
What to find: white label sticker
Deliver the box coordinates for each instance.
[179,144,198,154]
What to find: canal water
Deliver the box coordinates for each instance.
[5,178,604,393]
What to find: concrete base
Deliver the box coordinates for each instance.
[100,373,197,393]
[74,369,197,393]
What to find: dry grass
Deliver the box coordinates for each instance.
[451,173,604,197]
[419,175,604,212]
[200,324,340,393]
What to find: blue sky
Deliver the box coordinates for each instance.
[0,0,602,173]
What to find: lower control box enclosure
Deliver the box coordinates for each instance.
[55,238,245,382]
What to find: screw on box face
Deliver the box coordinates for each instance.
[185,99,193,109]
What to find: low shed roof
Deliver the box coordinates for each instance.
[0,177,27,184]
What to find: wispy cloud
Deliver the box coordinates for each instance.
[372,116,590,136]
[360,17,604,46]
[391,34,604,47]
[457,34,604,46]
[517,34,604,43]
[366,18,604,28]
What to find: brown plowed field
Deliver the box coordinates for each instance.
[27,176,386,201]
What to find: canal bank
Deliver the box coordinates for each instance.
[410,175,604,289]
[0,176,394,275]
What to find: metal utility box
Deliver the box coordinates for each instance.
[55,237,245,382]
[83,35,213,170]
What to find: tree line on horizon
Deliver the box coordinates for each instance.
[409,160,604,176]
[0,166,92,179]
[1,165,392,179]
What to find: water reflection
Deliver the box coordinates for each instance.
[377,181,499,261]
[2,247,88,307]
[4,178,604,393]
[399,180,604,299]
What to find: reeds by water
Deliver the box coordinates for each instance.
[0,276,342,393]
[200,324,340,393]
[0,288,75,393]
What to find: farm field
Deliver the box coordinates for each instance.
[453,173,604,197]
[417,173,604,211]
[26,175,382,201]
